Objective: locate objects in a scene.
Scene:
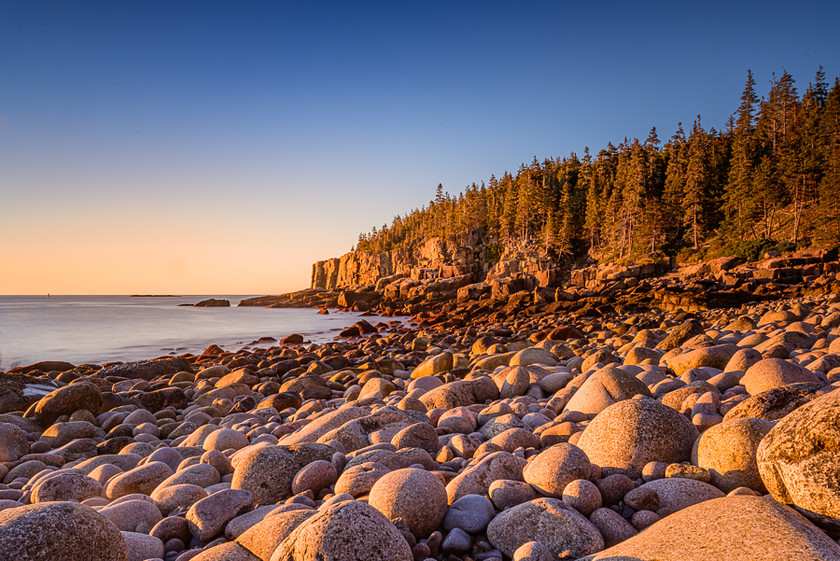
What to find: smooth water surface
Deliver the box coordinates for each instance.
[0,295,374,369]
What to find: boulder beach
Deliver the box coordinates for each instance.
[2,257,840,561]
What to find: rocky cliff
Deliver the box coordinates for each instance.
[310,237,577,300]
[311,237,487,290]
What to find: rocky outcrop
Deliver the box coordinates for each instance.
[0,373,60,414]
[238,290,341,310]
[311,238,472,291]
[300,242,840,318]
[193,299,230,307]
[309,238,579,316]
[570,262,666,290]
[310,238,569,294]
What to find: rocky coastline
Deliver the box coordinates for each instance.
[2,254,840,560]
[249,242,840,320]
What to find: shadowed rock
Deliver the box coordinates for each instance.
[271,499,412,561]
[0,502,127,561]
[580,495,840,560]
[96,356,193,381]
[758,387,840,532]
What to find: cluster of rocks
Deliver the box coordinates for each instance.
[248,245,840,321]
[2,290,840,560]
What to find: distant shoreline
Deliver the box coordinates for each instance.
[129,294,181,297]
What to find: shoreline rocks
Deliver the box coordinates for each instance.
[2,278,840,560]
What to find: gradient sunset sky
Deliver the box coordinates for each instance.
[2,1,839,295]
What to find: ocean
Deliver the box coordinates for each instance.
[0,295,378,370]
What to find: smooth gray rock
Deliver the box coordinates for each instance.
[442,494,495,534]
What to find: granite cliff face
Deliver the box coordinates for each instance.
[300,241,840,318]
[311,237,490,291]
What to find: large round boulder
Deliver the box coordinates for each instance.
[486,498,603,559]
[368,468,448,538]
[723,382,827,421]
[0,423,30,462]
[30,471,102,503]
[271,499,412,561]
[522,443,591,498]
[419,378,499,410]
[410,352,453,379]
[186,488,253,541]
[624,477,724,515]
[656,319,705,351]
[279,407,369,446]
[757,387,840,531]
[236,509,315,560]
[442,494,495,534]
[104,461,174,499]
[693,417,775,493]
[231,444,334,505]
[580,496,840,561]
[664,344,739,377]
[493,365,532,398]
[509,348,559,368]
[562,365,651,416]
[576,397,699,478]
[446,451,524,504]
[0,502,127,561]
[32,382,102,427]
[741,358,821,395]
[334,462,390,497]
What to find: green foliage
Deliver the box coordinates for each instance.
[484,243,502,264]
[678,238,799,263]
[719,239,795,261]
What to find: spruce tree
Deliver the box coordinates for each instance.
[819,78,840,243]
[662,123,687,247]
[684,117,710,250]
[724,70,759,239]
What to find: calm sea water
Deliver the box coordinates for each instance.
[0,295,376,369]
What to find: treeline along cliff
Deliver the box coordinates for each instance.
[313,69,840,292]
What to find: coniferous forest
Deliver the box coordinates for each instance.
[355,69,840,264]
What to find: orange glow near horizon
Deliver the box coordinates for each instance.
[0,200,355,295]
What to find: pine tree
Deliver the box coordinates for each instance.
[819,78,840,243]
[582,148,602,250]
[684,117,710,249]
[662,123,687,247]
[724,70,759,239]
[622,140,649,256]
[558,155,583,255]
[753,71,799,240]
[501,172,518,241]
[793,68,829,243]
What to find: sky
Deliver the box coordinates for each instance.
[2,1,839,295]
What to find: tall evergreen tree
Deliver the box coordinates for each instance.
[582,148,602,249]
[819,78,840,243]
[684,117,711,249]
[724,70,759,239]
[662,123,687,247]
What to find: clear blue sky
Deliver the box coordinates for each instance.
[2,0,839,294]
